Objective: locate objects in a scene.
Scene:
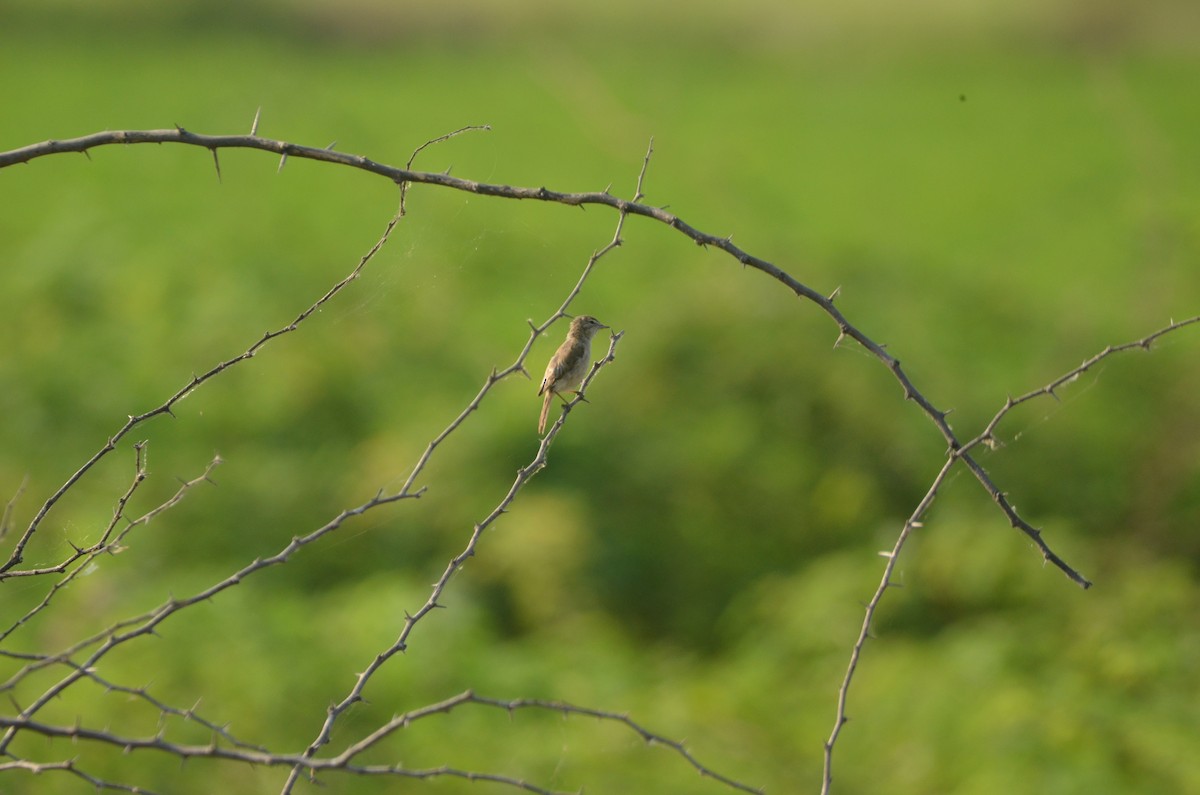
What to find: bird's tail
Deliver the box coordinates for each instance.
[538,390,553,434]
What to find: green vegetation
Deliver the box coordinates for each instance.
[1,3,1198,793]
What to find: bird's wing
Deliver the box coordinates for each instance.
[540,340,585,394]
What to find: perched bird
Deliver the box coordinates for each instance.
[538,315,610,434]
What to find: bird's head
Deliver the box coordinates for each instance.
[570,315,609,337]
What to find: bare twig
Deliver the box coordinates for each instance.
[5,127,1195,795]
[822,458,954,795]
[282,193,635,790]
[399,124,491,214]
[278,333,620,795]
[0,714,564,794]
[66,661,266,753]
[0,215,412,763]
[0,484,423,755]
[0,133,689,795]
[467,692,763,794]
[964,315,1200,453]
[0,476,25,545]
[340,690,762,794]
[0,758,162,794]
[0,127,1093,587]
[820,315,1200,794]
[0,454,220,642]
[0,685,761,795]
[0,208,402,577]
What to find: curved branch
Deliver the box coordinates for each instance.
[1,127,1092,587]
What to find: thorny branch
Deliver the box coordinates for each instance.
[279,145,650,793]
[0,126,1094,587]
[0,192,409,780]
[1,687,757,795]
[0,758,155,794]
[1,126,1196,795]
[0,453,220,643]
[0,205,402,577]
[281,336,627,795]
[0,130,762,795]
[820,314,1200,795]
[0,477,24,546]
[467,693,764,794]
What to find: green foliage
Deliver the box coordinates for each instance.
[1,2,1199,793]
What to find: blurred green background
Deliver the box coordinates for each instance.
[2,1,1199,793]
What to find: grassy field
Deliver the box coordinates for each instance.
[2,3,1199,793]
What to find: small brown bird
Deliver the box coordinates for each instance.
[538,315,610,434]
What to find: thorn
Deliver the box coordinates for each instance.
[210,149,222,183]
[250,106,262,136]
[277,152,288,173]
[325,140,338,150]
[828,285,841,302]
